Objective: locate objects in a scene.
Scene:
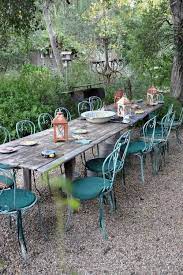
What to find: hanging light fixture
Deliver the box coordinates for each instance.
[91,37,124,83]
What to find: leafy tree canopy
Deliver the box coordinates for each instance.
[0,0,37,35]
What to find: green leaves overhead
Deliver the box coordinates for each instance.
[0,0,37,35]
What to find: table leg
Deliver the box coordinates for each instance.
[23,168,32,190]
[99,133,120,157]
[64,158,76,181]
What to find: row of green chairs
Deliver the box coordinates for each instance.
[0,108,71,141]
[66,110,176,238]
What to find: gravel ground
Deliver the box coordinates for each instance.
[0,133,183,275]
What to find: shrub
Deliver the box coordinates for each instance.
[0,65,68,138]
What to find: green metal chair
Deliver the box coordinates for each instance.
[65,138,129,238]
[123,116,157,183]
[54,107,71,121]
[38,113,53,131]
[0,168,39,259]
[89,96,103,110]
[16,120,36,138]
[85,131,131,177]
[0,126,16,187]
[166,107,183,144]
[147,105,173,139]
[0,125,11,144]
[78,100,91,116]
[152,112,175,173]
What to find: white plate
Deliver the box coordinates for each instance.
[20,140,38,146]
[0,147,17,154]
[135,110,144,114]
[81,111,116,124]
[72,129,88,134]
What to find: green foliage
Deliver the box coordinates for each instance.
[0,64,68,138]
[120,0,173,87]
[157,94,182,119]
[0,0,37,35]
[67,59,99,88]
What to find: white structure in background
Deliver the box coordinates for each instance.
[30,50,72,83]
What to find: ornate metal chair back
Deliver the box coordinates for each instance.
[89,96,103,111]
[114,130,131,173]
[0,126,11,144]
[143,116,157,152]
[38,113,53,131]
[78,101,91,116]
[162,112,175,142]
[16,120,36,138]
[102,143,121,192]
[160,111,175,140]
[102,132,130,191]
[54,107,71,121]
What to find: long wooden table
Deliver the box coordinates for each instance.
[0,104,162,190]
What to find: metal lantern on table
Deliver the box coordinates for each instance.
[52,112,68,142]
[117,95,131,117]
[147,86,159,106]
[114,89,124,109]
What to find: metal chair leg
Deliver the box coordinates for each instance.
[9,215,12,229]
[154,146,160,174]
[17,210,27,259]
[137,154,144,183]
[150,151,156,175]
[111,190,117,211]
[99,195,107,239]
[33,171,42,197]
[108,192,114,213]
[121,166,126,189]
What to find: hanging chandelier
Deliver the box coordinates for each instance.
[91,37,124,84]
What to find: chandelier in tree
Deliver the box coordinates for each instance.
[91,37,124,84]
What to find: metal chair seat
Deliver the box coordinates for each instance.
[85,131,130,176]
[0,163,15,170]
[72,176,111,200]
[124,140,152,155]
[85,158,122,174]
[0,188,36,213]
[0,169,44,259]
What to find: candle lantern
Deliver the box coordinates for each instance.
[117,95,131,117]
[52,112,68,142]
[147,86,159,106]
[114,89,124,109]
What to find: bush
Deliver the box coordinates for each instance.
[0,64,72,138]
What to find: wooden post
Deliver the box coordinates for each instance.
[23,168,32,190]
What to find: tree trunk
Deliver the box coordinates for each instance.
[43,0,63,76]
[170,0,183,102]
